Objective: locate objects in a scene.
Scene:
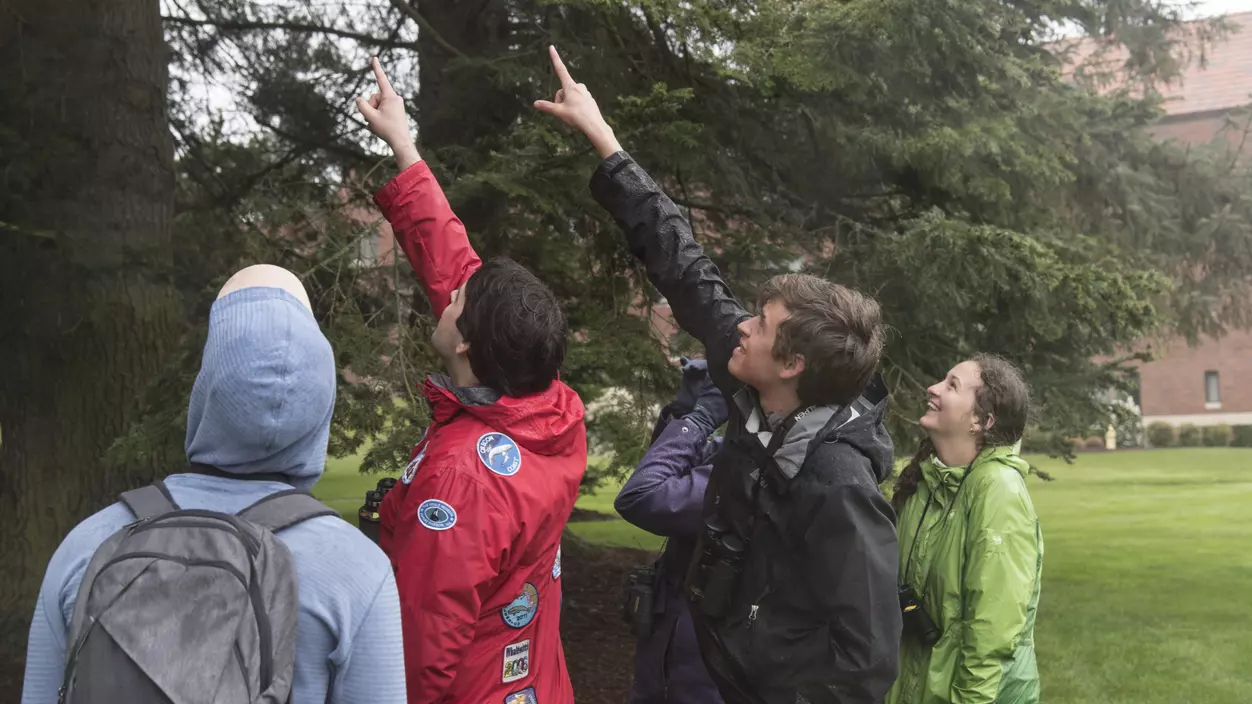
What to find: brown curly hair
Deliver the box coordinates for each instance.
[892,354,1030,510]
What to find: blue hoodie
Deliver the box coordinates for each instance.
[21,287,407,703]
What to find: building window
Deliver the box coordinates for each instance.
[1205,371,1221,408]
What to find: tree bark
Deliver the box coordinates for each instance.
[0,0,179,690]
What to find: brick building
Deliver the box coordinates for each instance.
[1061,12,1252,429]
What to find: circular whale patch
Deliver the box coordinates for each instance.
[501,582,539,628]
[478,432,522,476]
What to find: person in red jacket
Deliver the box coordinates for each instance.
[356,58,586,704]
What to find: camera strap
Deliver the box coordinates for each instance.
[738,404,816,538]
[900,449,986,589]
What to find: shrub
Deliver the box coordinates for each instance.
[1020,429,1074,458]
[1202,424,1232,447]
[1147,422,1176,448]
[1020,430,1054,454]
[1178,424,1201,447]
[1232,425,1252,448]
[1115,416,1145,448]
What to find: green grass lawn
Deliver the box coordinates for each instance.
[313,447,1252,703]
[1027,449,1252,704]
[310,452,377,521]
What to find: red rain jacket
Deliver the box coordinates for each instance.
[375,162,586,704]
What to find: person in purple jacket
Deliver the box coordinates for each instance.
[615,358,729,704]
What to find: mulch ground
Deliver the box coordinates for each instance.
[560,537,653,703]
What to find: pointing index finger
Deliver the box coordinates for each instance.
[548,45,575,89]
[371,57,396,96]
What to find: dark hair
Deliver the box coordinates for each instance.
[758,274,885,406]
[892,354,1031,509]
[456,258,568,396]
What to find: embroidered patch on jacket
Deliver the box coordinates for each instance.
[501,641,531,684]
[401,428,430,484]
[401,448,425,485]
[503,685,537,703]
[478,432,522,476]
[416,499,457,531]
[502,583,539,628]
[552,545,562,580]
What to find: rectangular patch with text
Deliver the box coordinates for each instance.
[502,639,531,684]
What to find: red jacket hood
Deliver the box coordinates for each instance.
[423,375,586,456]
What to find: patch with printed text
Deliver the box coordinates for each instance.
[416,499,457,531]
[478,432,522,476]
[501,641,531,684]
[502,583,539,628]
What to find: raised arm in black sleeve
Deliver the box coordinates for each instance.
[590,151,750,394]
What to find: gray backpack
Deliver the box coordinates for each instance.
[59,481,336,704]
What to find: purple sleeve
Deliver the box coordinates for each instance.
[614,417,717,539]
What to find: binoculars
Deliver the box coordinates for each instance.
[357,477,397,544]
[687,516,746,619]
[898,585,941,646]
[621,566,656,637]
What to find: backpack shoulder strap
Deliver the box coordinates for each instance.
[237,489,338,533]
[118,481,179,520]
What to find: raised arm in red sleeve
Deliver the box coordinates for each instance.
[374,162,483,317]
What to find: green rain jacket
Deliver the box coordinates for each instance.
[886,445,1043,704]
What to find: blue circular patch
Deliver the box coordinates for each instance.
[501,582,539,628]
[417,499,457,531]
[478,432,522,476]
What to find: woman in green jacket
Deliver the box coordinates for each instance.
[886,354,1043,704]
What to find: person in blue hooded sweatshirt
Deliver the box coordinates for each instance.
[20,264,406,703]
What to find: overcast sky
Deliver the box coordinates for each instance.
[1191,0,1252,17]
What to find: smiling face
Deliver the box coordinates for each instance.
[920,360,988,439]
[728,299,804,393]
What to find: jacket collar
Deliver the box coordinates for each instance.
[424,374,501,424]
[921,442,1026,498]
[421,373,586,457]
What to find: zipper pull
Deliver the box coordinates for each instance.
[749,605,759,621]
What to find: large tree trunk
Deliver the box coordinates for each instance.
[0,0,178,691]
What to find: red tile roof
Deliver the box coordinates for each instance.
[1054,11,1252,116]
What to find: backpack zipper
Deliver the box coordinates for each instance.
[59,616,96,704]
[251,564,274,692]
[131,511,260,555]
